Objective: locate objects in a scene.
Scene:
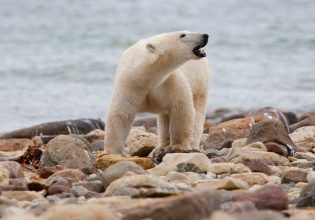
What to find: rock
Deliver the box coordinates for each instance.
[231,138,248,148]
[291,159,313,168]
[41,204,118,220]
[290,113,315,132]
[83,129,105,143]
[149,153,211,176]
[48,184,71,195]
[230,172,270,186]
[290,126,315,143]
[228,210,287,220]
[101,161,146,189]
[265,142,289,156]
[0,161,24,179]
[220,201,256,213]
[165,171,209,184]
[295,152,315,162]
[0,118,105,144]
[0,138,32,151]
[0,165,9,186]
[95,155,155,170]
[1,191,47,203]
[40,135,94,171]
[75,180,104,193]
[307,171,315,183]
[70,185,89,197]
[89,140,104,151]
[246,119,296,156]
[210,211,236,220]
[205,128,250,150]
[127,128,158,157]
[177,162,205,173]
[233,185,288,210]
[297,182,315,207]
[196,177,249,190]
[15,145,43,169]
[281,169,308,184]
[240,158,273,175]
[231,151,290,166]
[133,117,157,130]
[112,190,221,220]
[104,174,191,197]
[207,163,250,175]
[46,169,87,184]
[39,166,64,179]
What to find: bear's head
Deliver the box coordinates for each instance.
[145,31,209,65]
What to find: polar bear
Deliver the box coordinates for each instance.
[105,31,211,155]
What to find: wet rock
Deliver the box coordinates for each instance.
[0,165,9,185]
[48,184,71,195]
[233,185,288,210]
[207,163,250,175]
[231,151,290,166]
[231,172,270,186]
[104,174,191,197]
[40,135,94,170]
[127,128,158,157]
[297,182,315,207]
[0,138,32,151]
[149,153,211,176]
[204,128,250,150]
[75,180,104,193]
[0,161,24,179]
[95,155,155,170]
[89,140,104,152]
[196,177,249,190]
[246,119,296,156]
[101,161,146,189]
[281,169,308,184]
[240,158,273,175]
[46,169,87,184]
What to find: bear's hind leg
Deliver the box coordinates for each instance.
[192,94,208,149]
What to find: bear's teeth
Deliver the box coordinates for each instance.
[199,46,206,52]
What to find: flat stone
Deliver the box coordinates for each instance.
[148,153,211,176]
[104,174,191,197]
[207,162,250,175]
[95,155,155,170]
[196,177,249,190]
[240,158,273,175]
[231,151,290,166]
[101,161,146,189]
[231,172,270,186]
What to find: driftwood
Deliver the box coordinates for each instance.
[0,118,104,143]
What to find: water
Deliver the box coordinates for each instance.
[1,0,315,133]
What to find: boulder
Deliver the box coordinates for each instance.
[40,135,94,171]
[246,119,296,156]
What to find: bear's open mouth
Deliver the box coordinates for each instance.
[193,39,208,57]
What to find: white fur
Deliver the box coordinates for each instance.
[105,31,211,154]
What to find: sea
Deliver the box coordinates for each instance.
[1,0,315,133]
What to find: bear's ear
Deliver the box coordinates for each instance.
[146,43,158,54]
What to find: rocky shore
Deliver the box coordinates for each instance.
[1,107,315,220]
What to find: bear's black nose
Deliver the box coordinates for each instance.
[202,34,209,39]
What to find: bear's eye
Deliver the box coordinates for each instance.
[180,34,186,38]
